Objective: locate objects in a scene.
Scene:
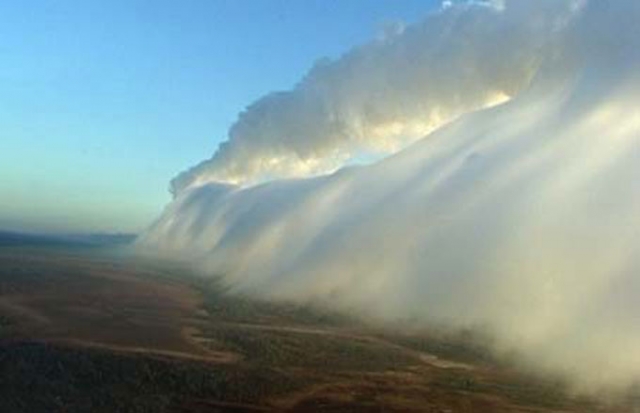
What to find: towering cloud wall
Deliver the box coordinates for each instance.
[139,0,640,392]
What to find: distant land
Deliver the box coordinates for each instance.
[0,230,136,248]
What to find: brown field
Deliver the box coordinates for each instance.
[0,246,637,413]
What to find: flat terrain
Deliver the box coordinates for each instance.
[0,244,637,412]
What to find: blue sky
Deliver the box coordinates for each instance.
[0,0,439,234]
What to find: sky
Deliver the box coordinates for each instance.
[0,0,439,234]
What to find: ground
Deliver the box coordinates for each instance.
[0,243,637,412]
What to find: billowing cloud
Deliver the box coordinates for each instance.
[171,0,580,193]
[139,0,640,392]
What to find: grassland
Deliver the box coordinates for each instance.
[0,242,637,412]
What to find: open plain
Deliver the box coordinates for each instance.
[0,241,638,412]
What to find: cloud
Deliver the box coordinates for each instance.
[139,0,640,393]
[170,0,578,194]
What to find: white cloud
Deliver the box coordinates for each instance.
[139,0,640,393]
[171,0,578,194]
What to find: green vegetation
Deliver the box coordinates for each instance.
[376,329,495,365]
[199,326,415,372]
[0,341,295,413]
[0,314,13,337]
[204,292,348,326]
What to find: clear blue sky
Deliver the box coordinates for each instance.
[0,0,439,234]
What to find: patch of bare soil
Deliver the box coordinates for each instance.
[0,250,238,363]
